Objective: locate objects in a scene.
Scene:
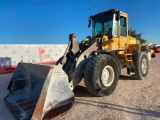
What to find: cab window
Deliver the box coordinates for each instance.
[120,16,127,37]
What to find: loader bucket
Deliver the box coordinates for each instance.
[4,63,74,120]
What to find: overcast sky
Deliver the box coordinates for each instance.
[0,0,160,44]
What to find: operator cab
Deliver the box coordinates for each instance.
[89,9,119,37]
[88,9,129,48]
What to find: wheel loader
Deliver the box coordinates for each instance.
[4,9,153,120]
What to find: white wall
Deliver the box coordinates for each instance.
[0,44,67,73]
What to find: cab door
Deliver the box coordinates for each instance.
[119,16,128,49]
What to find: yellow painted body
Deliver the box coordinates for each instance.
[101,11,139,51]
[102,35,138,51]
[99,12,140,67]
[99,11,141,67]
[101,35,138,67]
[86,9,153,68]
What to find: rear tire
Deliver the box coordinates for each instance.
[134,52,149,80]
[83,54,119,96]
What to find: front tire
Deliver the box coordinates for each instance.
[84,54,119,96]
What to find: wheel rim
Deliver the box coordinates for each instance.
[101,65,115,87]
[141,58,148,74]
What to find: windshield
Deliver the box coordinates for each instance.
[92,13,117,37]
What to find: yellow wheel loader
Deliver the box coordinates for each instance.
[4,9,153,120]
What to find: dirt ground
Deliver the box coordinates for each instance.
[57,53,160,120]
[0,53,160,120]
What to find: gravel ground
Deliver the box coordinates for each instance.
[57,53,160,120]
[0,53,160,120]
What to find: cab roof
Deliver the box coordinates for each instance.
[90,9,127,19]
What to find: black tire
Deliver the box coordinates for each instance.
[83,54,119,96]
[151,53,156,58]
[134,52,149,80]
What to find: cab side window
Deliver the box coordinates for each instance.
[120,16,127,37]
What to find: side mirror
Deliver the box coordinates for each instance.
[88,18,91,28]
[116,11,120,21]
